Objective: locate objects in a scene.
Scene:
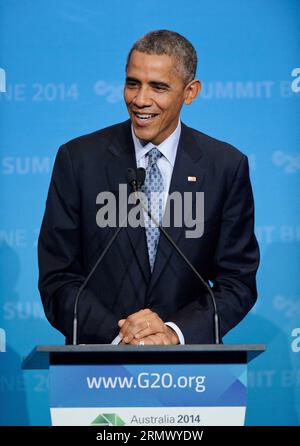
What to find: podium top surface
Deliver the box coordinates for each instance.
[22,344,265,369]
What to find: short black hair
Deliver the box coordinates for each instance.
[126,29,197,83]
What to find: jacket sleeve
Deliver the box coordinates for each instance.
[38,144,119,344]
[169,155,260,343]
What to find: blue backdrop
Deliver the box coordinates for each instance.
[0,0,299,426]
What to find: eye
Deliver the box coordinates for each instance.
[152,84,168,92]
[126,80,138,88]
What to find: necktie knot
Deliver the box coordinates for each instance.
[147,147,162,167]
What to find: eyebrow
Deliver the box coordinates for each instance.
[125,77,170,89]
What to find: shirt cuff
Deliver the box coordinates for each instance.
[165,322,185,345]
[111,334,121,345]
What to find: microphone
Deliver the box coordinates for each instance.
[72,169,137,345]
[131,167,221,344]
[126,167,145,192]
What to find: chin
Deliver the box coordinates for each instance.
[133,126,154,142]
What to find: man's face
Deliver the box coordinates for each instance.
[124,50,189,145]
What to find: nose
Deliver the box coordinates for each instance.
[133,85,152,108]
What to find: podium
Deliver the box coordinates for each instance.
[22,344,265,426]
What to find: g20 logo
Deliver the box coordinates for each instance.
[291,68,300,93]
[291,328,300,353]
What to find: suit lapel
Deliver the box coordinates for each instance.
[147,123,206,296]
[105,120,151,283]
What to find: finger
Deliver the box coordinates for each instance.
[118,321,130,341]
[118,319,126,328]
[121,320,144,343]
[121,318,149,342]
[134,318,166,339]
[121,327,135,344]
[129,338,143,346]
[130,334,158,346]
[118,315,137,339]
[130,333,169,346]
[119,317,136,340]
[134,320,152,339]
[148,333,170,345]
[133,336,154,345]
[146,334,160,345]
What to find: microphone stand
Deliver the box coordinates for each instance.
[72,168,138,345]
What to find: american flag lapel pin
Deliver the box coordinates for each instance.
[188,176,197,182]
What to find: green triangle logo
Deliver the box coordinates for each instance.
[91,413,125,426]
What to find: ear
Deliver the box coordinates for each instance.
[184,80,202,105]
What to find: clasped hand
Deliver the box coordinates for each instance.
[118,309,179,345]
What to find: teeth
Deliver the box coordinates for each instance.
[136,113,155,119]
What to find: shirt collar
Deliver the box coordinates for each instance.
[131,120,181,167]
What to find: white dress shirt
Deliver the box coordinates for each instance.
[112,120,185,345]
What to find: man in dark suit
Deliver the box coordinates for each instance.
[38,30,259,345]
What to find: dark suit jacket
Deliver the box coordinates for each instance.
[38,120,259,344]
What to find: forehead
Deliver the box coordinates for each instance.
[126,50,180,82]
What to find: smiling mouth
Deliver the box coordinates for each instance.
[133,111,158,122]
